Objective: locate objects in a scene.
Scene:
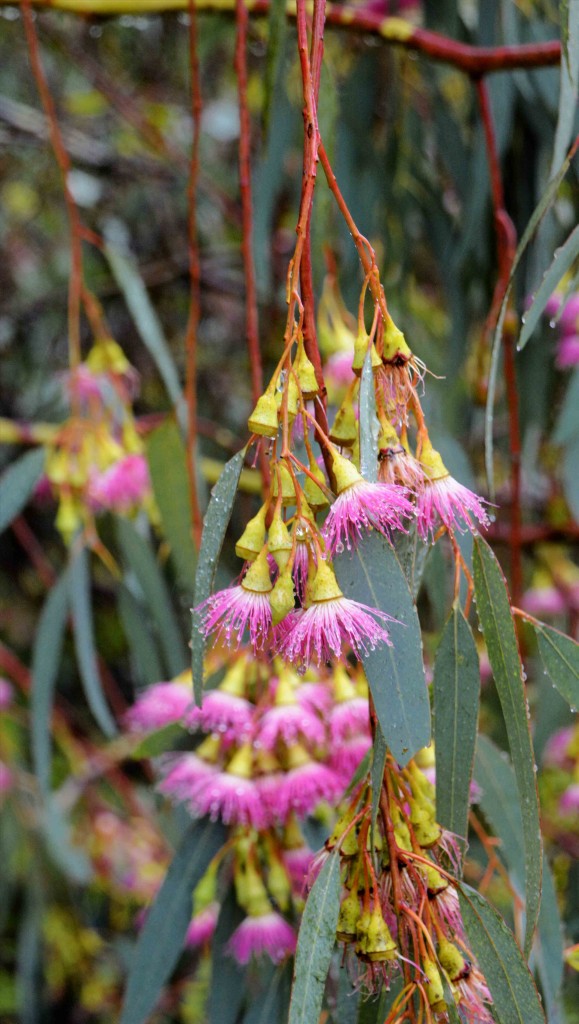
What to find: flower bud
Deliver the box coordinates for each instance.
[331,450,363,495]
[382,314,412,364]
[303,461,329,511]
[248,390,279,438]
[235,504,267,561]
[271,462,296,507]
[423,957,446,1012]
[336,891,362,942]
[295,338,319,399]
[241,549,273,594]
[266,856,292,912]
[269,570,296,626]
[308,560,343,603]
[410,803,442,848]
[268,509,292,572]
[364,905,398,962]
[352,332,382,375]
[419,438,449,482]
[56,493,82,542]
[329,393,358,447]
[438,938,468,981]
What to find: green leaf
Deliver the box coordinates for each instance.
[69,547,117,738]
[561,434,579,521]
[485,142,578,494]
[243,963,292,1024]
[191,446,246,704]
[335,532,430,765]
[120,819,226,1024]
[433,606,480,850]
[393,524,429,600]
[535,621,579,710]
[359,348,378,483]
[0,448,45,535]
[262,0,287,139]
[458,885,545,1024]
[43,797,92,883]
[518,224,579,351]
[475,737,564,1018]
[553,365,579,446]
[31,570,70,793]
[130,723,185,759]
[207,888,247,1024]
[146,420,197,594]
[472,537,542,955]
[288,847,341,1024]
[116,518,188,679]
[550,1,579,177]
[16,886,43,1024]
[103,218,185,425]
[335,968,360,1024]
[117,586,164,687]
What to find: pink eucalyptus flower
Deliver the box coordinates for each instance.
[157,751,219,802]
[329,697,370,742]
[325,350,354,389]
[257,702,325,750]
[559,783,579,816]
[295,680,333,715]
[228,911,296,965]
[272,752,342,820]
[417,476,490,541]
[124,680,194,732]
[329,733,372,784]
[455,963,493,1024]
[521,585,567,617]
[197,552,273,653]
[282,846,315,893]
[190,770,267,828]
[276,599,395,667]
[323,479,414,555]
[198,689,254,741]
[185,904,219,948]
[556,334,579,369]
[543,725,575,769]
[292,539,316,604]
[89,454,150,512]
[558,294,579,335]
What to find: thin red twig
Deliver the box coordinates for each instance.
[185,0,204,547]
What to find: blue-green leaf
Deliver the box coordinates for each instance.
[335,532,430,765]
[116,518,188,679]
[120,819,226,1024]
[0,448,45,535]
[191,446,246,703]
[518,224,579,351]
[146,420,197,594]
[69,547,117,738]
[117,586,164,687]
[550,1,579,177]
[472,537,542,955]
[534,856,565,1024]
[207,888,247,1024]
[359,348,378,483]
[535,621,579,710]
[458,885,545,1024]
[371,724,387,845]
[288,847,341,1024]
[434,606,480,851]
[30,570,70,793]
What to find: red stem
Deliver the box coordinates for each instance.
[234,0,268,489]
[185,0,204,547]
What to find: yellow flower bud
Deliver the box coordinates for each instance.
[308,560,343,603]
[268,509,292,572]
[336,892,362,942]
[329,393,358,447]
[235,504,267,561]
[352,332,382,375]
[248,390,279,438]
[269,570,296,626]
[295,338,319,399]
[382,314,412,363]
[331,450,364,495]
[423,957,446,1012]
[241,548,273,594]
[303,461,329,511]
[271,461,296,507]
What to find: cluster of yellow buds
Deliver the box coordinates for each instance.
[44,338,154,544]
[326,754,493,1021]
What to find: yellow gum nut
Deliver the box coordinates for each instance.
[438,938,467,981]
[354,908,373,956]
[219,658,249,698]
[241,548,273,594]
[275,373,299,418]
[308,560,343,603]
[423,958,446,1012]
[410,804,442,848]
[268,509,293,571]
[393,819,413,853]
[274,674,297,706]
[266,857,292,911]
[419,439,449,482]
[271,462,296,507]
[248,391,279,438]
[336,892,362,942]
[226,742,254,779]
[193,862,218,913]
[331,450,364,495]
[284,742,312,772]
[235,504,267,561]
[56,494,83,543]
[352,332,382,375]
[333,666,357,703]
[295,340,320,399]
[329,395,358,447]
[196,733,222,764]
[382,314,412,363]
[235,865,270,917]
[364,906,398,962]
[269,571,296,626]
[378,421,400,449]
[86,338,131,375]
[423,863,448,895]
[303,461,329,511]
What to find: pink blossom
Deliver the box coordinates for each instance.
[199,690,254,741]
[325,350,354,389]
[0,678,13,710]
[292,540,315,604]
[271,759,342,820]
[378,445,425,491]
[296,680,333,715]
[323,480,414,554]
[282,846,315,892]
[556,334,579,369]
[558,294,579,336]
[559,783,579,816]
[190,771,267,829]
[521,585,566,617]
[276,599,395,666]
[157,752,218,802]
[455,963,493,1024]
[329,697,370,742]
[89,454,150,513]
[185,904,219,948]
[199,586,272,652]
[417,476,490,541]
[543,726,575,769]
[228,911,296,965]
[124,681,194,732]
[329,734,372,784]
[257,702,325,750]
[65,365,103,404]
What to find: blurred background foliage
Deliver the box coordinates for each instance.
[0,0,578,1021]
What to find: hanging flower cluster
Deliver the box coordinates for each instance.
[325,754,492,1021]
[194,273,489,669]
[125,651,373,964]
[44,337,154,543]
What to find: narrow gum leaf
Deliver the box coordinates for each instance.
[31,570,70,792]
[359,346,378,483]
[146,419,197,594]
[288,847,341,1024]
[534,621,579,709]
[0,447,46,535]
[472,536,542,955]
[69,547,117,738]
[518,223,579,351]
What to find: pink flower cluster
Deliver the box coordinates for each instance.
[545,290,579,369]
[88,454,151,514]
